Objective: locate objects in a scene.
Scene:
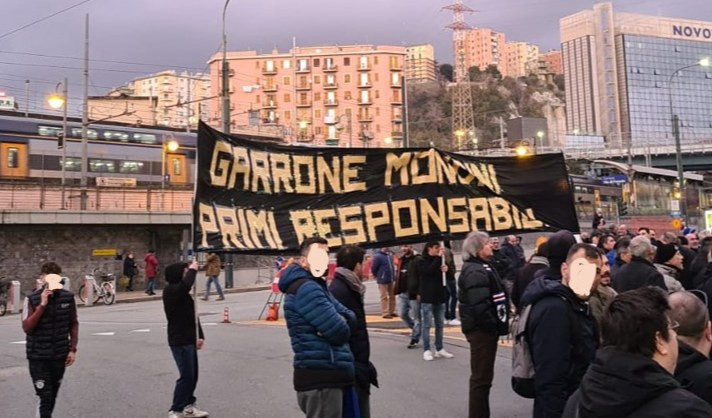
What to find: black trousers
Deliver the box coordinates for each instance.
[29,359,67,418]
[466,330,499,418]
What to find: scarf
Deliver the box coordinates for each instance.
[335,267,366,297]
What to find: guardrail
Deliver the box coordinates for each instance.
[0,183,192,212]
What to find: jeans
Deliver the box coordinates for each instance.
[397,293,422,342]
[205,276,224,298]
[29,359,66,418]
[126,274,135,290]
[146,277,156,294]
[466,330,499,418]
[421,303,445,352]
[445,280,457,320]
[170,344,199,412]
[297,388,343,418]
[378,282,395,316]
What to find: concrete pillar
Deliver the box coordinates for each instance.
[84,276,95,306]
[9,281,21,314]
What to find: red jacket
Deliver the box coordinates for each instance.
[145,253,158,278]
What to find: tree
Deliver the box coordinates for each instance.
[468,66,482,81]
[485,65,502,80]
[439,64,454,82]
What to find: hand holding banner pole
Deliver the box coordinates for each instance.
[440,241,446,287]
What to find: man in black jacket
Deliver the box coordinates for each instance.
[22,262,79,418]
[418,242,454,361]
[612,235,667,293]
[458,231,509,418]
[564,287,712,418]
[669,290,712,406]
[395,245,421,348]
[521,239,599,418]
[329,245,378,418]
[163,261,207,418]
[489,237,513,281]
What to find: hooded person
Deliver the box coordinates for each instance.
[511,240,549,313]
[533,230,577,282]
[162,261,208,418]
[654,243,684,293]
[563,287,712,418]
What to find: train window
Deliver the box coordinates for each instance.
[103,131,130,141]
[132,133,157,144]
[38,125,63,137]
[172,158,182,175]
[70,128,98,139]
[120,161,144,173]
[89,159,116,173]
[60,157,81,172]
[7,147,18,168]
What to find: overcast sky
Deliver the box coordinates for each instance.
[0,0,709,115]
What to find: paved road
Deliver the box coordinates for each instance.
[0,282,532,418]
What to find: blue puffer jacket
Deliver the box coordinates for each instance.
[278,264,356,391]
[371,250,395,284]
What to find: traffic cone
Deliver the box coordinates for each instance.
[222,307,231,323]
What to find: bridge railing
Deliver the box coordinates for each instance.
[0,182,193,212]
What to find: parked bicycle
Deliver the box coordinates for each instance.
[78,269,116,305]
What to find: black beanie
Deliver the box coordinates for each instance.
[165,262,188,284]
[655,243,678,264]
[547,230,576,270]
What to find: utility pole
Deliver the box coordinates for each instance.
[24,80,30,117]
[402,72,409,147]
[221,0,234,288]
[80,13,89,210]
[499,116,505,150]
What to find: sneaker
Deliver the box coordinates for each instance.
[217,296,225,301]
[182,404,209,418]
[423,350,434,361]
[449,318,461,326]
[444,319,452,325]
[435,349,454,359]
[201,297,209,301]
[407,339,418,349]
[168,411,183,418]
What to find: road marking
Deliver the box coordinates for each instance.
[9,340,26,344]
[90,332,115,336]
[203,323,217,326]
[129,329,151,333]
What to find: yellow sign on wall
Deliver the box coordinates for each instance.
[92,249,117,257]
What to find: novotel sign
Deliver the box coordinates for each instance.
[673,25,712,40]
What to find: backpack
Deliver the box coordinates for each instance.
[511,304,535,398]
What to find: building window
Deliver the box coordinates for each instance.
[344,57,351,66]
[374,73,379,82]
[172,158,182,176]
[314,75,321,84]
[315,126,323,135]
[314,92,321,101]
[374,56,379,65]
[345,108,352,116]
[256,95,261,103]
[375,90,380,99]
[120,161,145,174]
[7,147,18,168]
[344,74,352,84]
[314,58,320,67]
[89,159,116,173]
[345,91,352,100]
[284,110,292,120]
[284,93,291,103]
[315,109,322,119]
[283,59,291,69]
[283,76,291,85]
[61,157,81,172]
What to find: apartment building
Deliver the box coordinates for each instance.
[89,70,211,129]
[208,45,406,147]
[505,42,540,78]
[405,44,437,83]
[538,50,563,75]
[462,28,507,73]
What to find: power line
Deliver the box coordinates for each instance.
[0,0,95,41]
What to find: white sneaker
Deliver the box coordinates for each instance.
[435,349,454,359]
[168,412,184,418]
[444,319,451,325]
[423,350,434,361]
[183,404,209,418]
[449,318,461,326]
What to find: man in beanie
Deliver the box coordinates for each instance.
[163,260,207,418]
[613,236,667,293]
[654,243,684,292]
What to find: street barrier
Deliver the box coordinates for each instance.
[222,307,231,323]
[9,281,21,314]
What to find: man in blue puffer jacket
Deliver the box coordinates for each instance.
[279,236,356,418]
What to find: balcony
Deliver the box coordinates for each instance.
[390,80,402,88]
[262,66,277,75]
[262,100,278,109]
[323,64,338,72]
[325,138,340,146]
[358,99,372,106]
[262,118,280,125]
[324,82,338,89]
[357,63,371,71]
[324,99,339,106]
[391,97,403,105]
[296,65,311,74]
[358,81,372,88]
[296,83,311,90]
[389,64,403,71]
[263,84,278,92]
[296,100,312,107]
[357,113,373,122]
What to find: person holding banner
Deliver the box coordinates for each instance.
[278,236,357,418]
[418,242,455,361]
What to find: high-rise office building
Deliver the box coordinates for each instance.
[561,2,712,148]
[208,45,406,147]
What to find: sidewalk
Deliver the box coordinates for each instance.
[112,283,271,304]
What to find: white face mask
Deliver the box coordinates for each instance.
[567,259,598,299]
[306,244,329,277]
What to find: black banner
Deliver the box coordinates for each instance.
[193,122,579,255]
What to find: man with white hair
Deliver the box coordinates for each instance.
[612,236,667,293]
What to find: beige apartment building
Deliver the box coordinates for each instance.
[89,70,211,129]
[208,45,406,147]
[505,42,540,78]
[405,44,437,83]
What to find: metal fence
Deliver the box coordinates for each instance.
[0,183,193,212]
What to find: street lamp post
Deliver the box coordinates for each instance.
[221,0,234,289]
[48,78,68,209]
[668,57,710,226]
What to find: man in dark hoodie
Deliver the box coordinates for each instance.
[669,290,712,406]
[329,245,378,418]
[612,235,667,293]
[162,260,207,418]
[563,287,712,418]
[278,236,356,418]
[521,236,599,418]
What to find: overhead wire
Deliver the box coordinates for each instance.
[0,0,95,41]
